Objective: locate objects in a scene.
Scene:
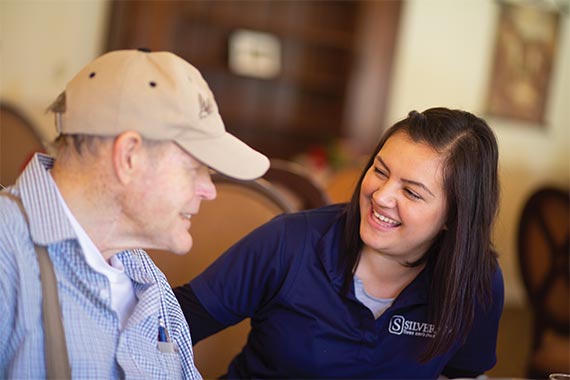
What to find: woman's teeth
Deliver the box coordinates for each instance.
[373,210,400,225]
[180,213,192,220]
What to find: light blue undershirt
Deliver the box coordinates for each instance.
[354,275,394,319]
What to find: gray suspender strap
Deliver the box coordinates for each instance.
[0,192,72,379]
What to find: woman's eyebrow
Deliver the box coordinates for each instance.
[402,178,435,198]
[375,156,389,172]
[376,156,435,198]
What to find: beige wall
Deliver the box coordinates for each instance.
[0,0,109,145]
[1,0,568,306]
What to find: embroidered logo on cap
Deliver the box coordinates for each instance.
[198,93,214,119]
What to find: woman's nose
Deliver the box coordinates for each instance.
[372,181,397,208]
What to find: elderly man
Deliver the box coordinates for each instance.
[0,49,269,379]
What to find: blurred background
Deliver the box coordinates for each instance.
[1,0,568,378]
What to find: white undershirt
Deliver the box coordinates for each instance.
[49,173,137,330]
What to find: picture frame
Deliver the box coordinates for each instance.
[486,1,562,125]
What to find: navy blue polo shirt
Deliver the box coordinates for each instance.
[190,204,504,379]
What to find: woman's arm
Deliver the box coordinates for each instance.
[174,212,298,343]
[174,285,227,344]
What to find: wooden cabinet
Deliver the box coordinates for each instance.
[107,0,401,159]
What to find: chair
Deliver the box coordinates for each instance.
[263,158,330,210]
[517,186,570,378]
[324,164,363,204]
[0,102,44,187]
[147,174,293,379]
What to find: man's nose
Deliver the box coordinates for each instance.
[198,170,217,201]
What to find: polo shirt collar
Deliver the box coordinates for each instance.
[393,264,430,308]
[316,212,346,292]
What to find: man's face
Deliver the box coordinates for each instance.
[124,142,216,254]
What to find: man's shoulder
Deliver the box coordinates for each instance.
[0,192,30,242]
[0,193,35,305]
[0,190,21,208]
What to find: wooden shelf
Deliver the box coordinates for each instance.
[179,0,358,51]
[106,0,401,159]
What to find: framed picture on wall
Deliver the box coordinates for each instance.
[486,1,562,125]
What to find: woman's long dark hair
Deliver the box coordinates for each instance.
[340,107,499,362]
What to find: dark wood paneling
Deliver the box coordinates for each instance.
[106,0,400,159]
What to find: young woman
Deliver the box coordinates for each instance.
[175,107,504,379]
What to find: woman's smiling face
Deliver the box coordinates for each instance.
[359,131,448,264]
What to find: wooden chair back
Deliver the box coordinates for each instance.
[518,186,570,377]
[263,158,330,210]
[0,103,44,187]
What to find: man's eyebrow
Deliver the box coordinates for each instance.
[376,156,436,198]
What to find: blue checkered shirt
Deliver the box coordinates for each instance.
[0,153,202,379]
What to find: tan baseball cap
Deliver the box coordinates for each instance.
[56,49,269,180]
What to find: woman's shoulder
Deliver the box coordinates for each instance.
[490,261,505,301]
[271,203,347,233]
[236,203,347,265]
[472,259,504,318]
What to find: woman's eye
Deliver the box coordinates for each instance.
[374,167,387,177]
[405,188,422,200]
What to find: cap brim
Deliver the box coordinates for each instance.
[179,133,270,180]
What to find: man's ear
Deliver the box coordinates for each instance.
[112,131,144,185]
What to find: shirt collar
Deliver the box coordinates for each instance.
[16,153,77,245]
[118,250,155,285]
[15,153,155,286]
[316,212,346,291]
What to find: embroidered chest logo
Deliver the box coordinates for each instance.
[388,315,436,338]
[198,93,214,119]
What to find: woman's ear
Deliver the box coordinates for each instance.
[112,131,144,185]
